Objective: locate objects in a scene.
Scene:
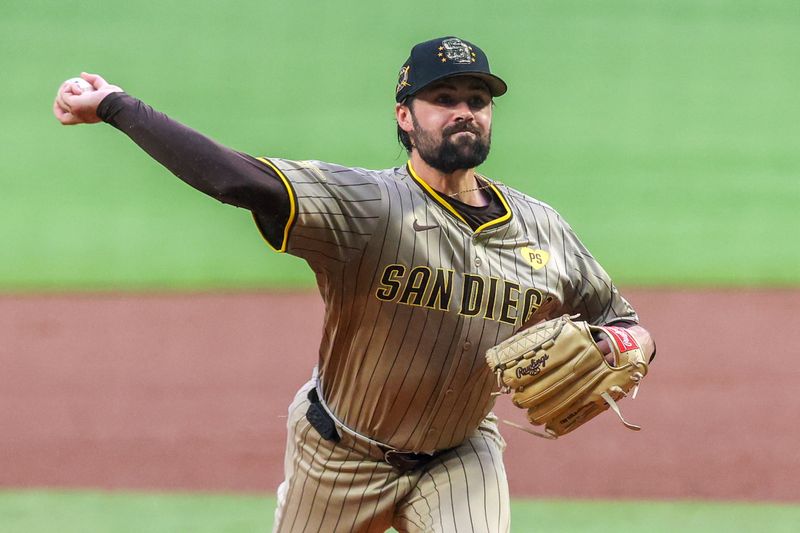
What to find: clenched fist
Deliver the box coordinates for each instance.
[53,72,123,125]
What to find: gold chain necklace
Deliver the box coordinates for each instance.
[447,178,495,198]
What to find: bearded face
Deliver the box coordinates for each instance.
[409,112,492,174]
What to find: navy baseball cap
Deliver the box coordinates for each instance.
[395,36,507,103]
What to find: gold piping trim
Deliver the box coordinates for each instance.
[474,181,512,233]
[406,161,468,225]
[406,161,512,235]
[255,157,297,253]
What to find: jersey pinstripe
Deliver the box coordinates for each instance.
[257,157,637,454]
[274,380,510,533]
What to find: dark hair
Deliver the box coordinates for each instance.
[396,97,415,152]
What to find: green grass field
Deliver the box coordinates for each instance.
[2,0,799,530]
[2,490,799,533]
[1,0,798,290]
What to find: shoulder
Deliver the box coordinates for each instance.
[491,180,569,224]
[263,157,402,188]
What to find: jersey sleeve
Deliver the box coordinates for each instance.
[253,157,384,265]
[98,92,292,222]
[561,219,639,326]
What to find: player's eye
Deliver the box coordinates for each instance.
[435,94,455,105]
[469,96,490,109]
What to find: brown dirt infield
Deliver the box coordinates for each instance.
[1,289,798,502]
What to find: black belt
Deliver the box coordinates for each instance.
[306,388,444,473]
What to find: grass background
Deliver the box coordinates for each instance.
[1,0,798,290]
[3,491,800,533]
[2,0,799,529]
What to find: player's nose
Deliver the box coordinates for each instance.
[452,101,475,122]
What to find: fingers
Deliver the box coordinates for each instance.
[596,338,616,364]
[52,97,78,125]
[54,72,123,125]
[52,97,65,121]
[54,85,71,120]
[596,338,610,354]
[81,72,107,91]
[53,82,87,125]
[55,84,73,112]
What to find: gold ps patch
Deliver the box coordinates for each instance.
[521,248,550,270]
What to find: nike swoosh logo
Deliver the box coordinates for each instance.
[413,220,439,232]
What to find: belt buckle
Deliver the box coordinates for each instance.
[383,449,429,473]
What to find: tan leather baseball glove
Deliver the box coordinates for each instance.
[485,314,648,439]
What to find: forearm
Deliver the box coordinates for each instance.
[96,92,285,213]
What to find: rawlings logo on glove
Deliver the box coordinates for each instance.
[516,354,549,378]
[485,315,648,439]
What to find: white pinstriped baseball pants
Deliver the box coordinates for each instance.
[273,380,510,533]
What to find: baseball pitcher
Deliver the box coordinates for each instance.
[54,36,656,533]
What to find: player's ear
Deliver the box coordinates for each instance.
[395,102,414,133]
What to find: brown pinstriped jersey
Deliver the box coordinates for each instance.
[256,157,637,453]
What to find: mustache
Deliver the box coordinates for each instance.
[443,123,482,137]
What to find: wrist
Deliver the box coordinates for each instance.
[96,91,131,124]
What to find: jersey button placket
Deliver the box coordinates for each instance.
[472,234,490,271]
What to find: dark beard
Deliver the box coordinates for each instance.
[411,118,491,174]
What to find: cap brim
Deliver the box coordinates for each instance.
[407,71,508,99]
[465,72,508,97]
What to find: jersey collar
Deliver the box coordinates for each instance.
[406,161,512,235]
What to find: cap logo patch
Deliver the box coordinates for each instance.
[521,247,550,270]
[396,65,411,94]
[438,38,477,64]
